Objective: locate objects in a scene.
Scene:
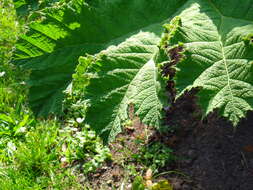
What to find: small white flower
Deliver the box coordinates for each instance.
[18,127,26,133]
[61,157,67,162]
[76,117,84,123]
[0,72,5,77]
[7,142,16,152]
[71,127,78,132]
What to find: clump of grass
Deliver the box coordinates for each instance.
[14,122,59,176]
[0,121,84,190]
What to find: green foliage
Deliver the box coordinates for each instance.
[0,110,110,189]
[72,56,93,93]
[0,166,43,190]
[14,0,185,118]
[132,176,145,190]
[0,2,29,160]
[85,56,166,142]
[0,112,32,137]
[131,176,173,190]
[0,0,18,64]
[14,122,59,175]
[132,142,175,173]
[61,80,111,173]
[59,125,111,174]
[63,88,87,123]
[15,0,253,142]
[151,180,173,190]
[14,0,187,142]
[0,165,82,190]
[0,69,33,138]
[0,0,111,188]
[0,121,83,190]
[13,0,63,16]
[161,0,253,126]
[0,43,31,161]
[0,0,28,134]
[2,0,253,188]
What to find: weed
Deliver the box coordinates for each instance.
[0,121,85,189]
[132,142,176,173]
[59,125,111,174]
[14,122,59,176]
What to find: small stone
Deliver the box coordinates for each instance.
[172,181,182,190]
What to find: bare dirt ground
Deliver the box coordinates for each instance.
[87,90,253,190]
[161,91,253,190]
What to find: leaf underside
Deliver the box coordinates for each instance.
[85,33,165,141]
[166,0,253,125]
[15,0,253,142]
[15,0,185,116]
[15,0,185,141]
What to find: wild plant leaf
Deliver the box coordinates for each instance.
[13,0,38,16]
[152,180,173,190]
[162,0,253,125]
[132,176,145,190]
[15,0,186,116]
[84,32,166,142]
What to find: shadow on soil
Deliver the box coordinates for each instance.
[162,91,253,190]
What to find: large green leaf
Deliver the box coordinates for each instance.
[15,0,253,142]
[85,31,166,141]
[162,0,253,125]
[15,0,186,116]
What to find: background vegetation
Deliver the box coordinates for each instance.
[2,0,252,189]
[0,1,174,189]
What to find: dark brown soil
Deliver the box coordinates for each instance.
[160,91,253,190]
[86,90,253,190]
[174,114,253,190]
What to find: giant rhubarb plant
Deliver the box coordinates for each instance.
[15,0,253,142]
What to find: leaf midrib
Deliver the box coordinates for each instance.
[107,59,158,140]
[207,0,240,108]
